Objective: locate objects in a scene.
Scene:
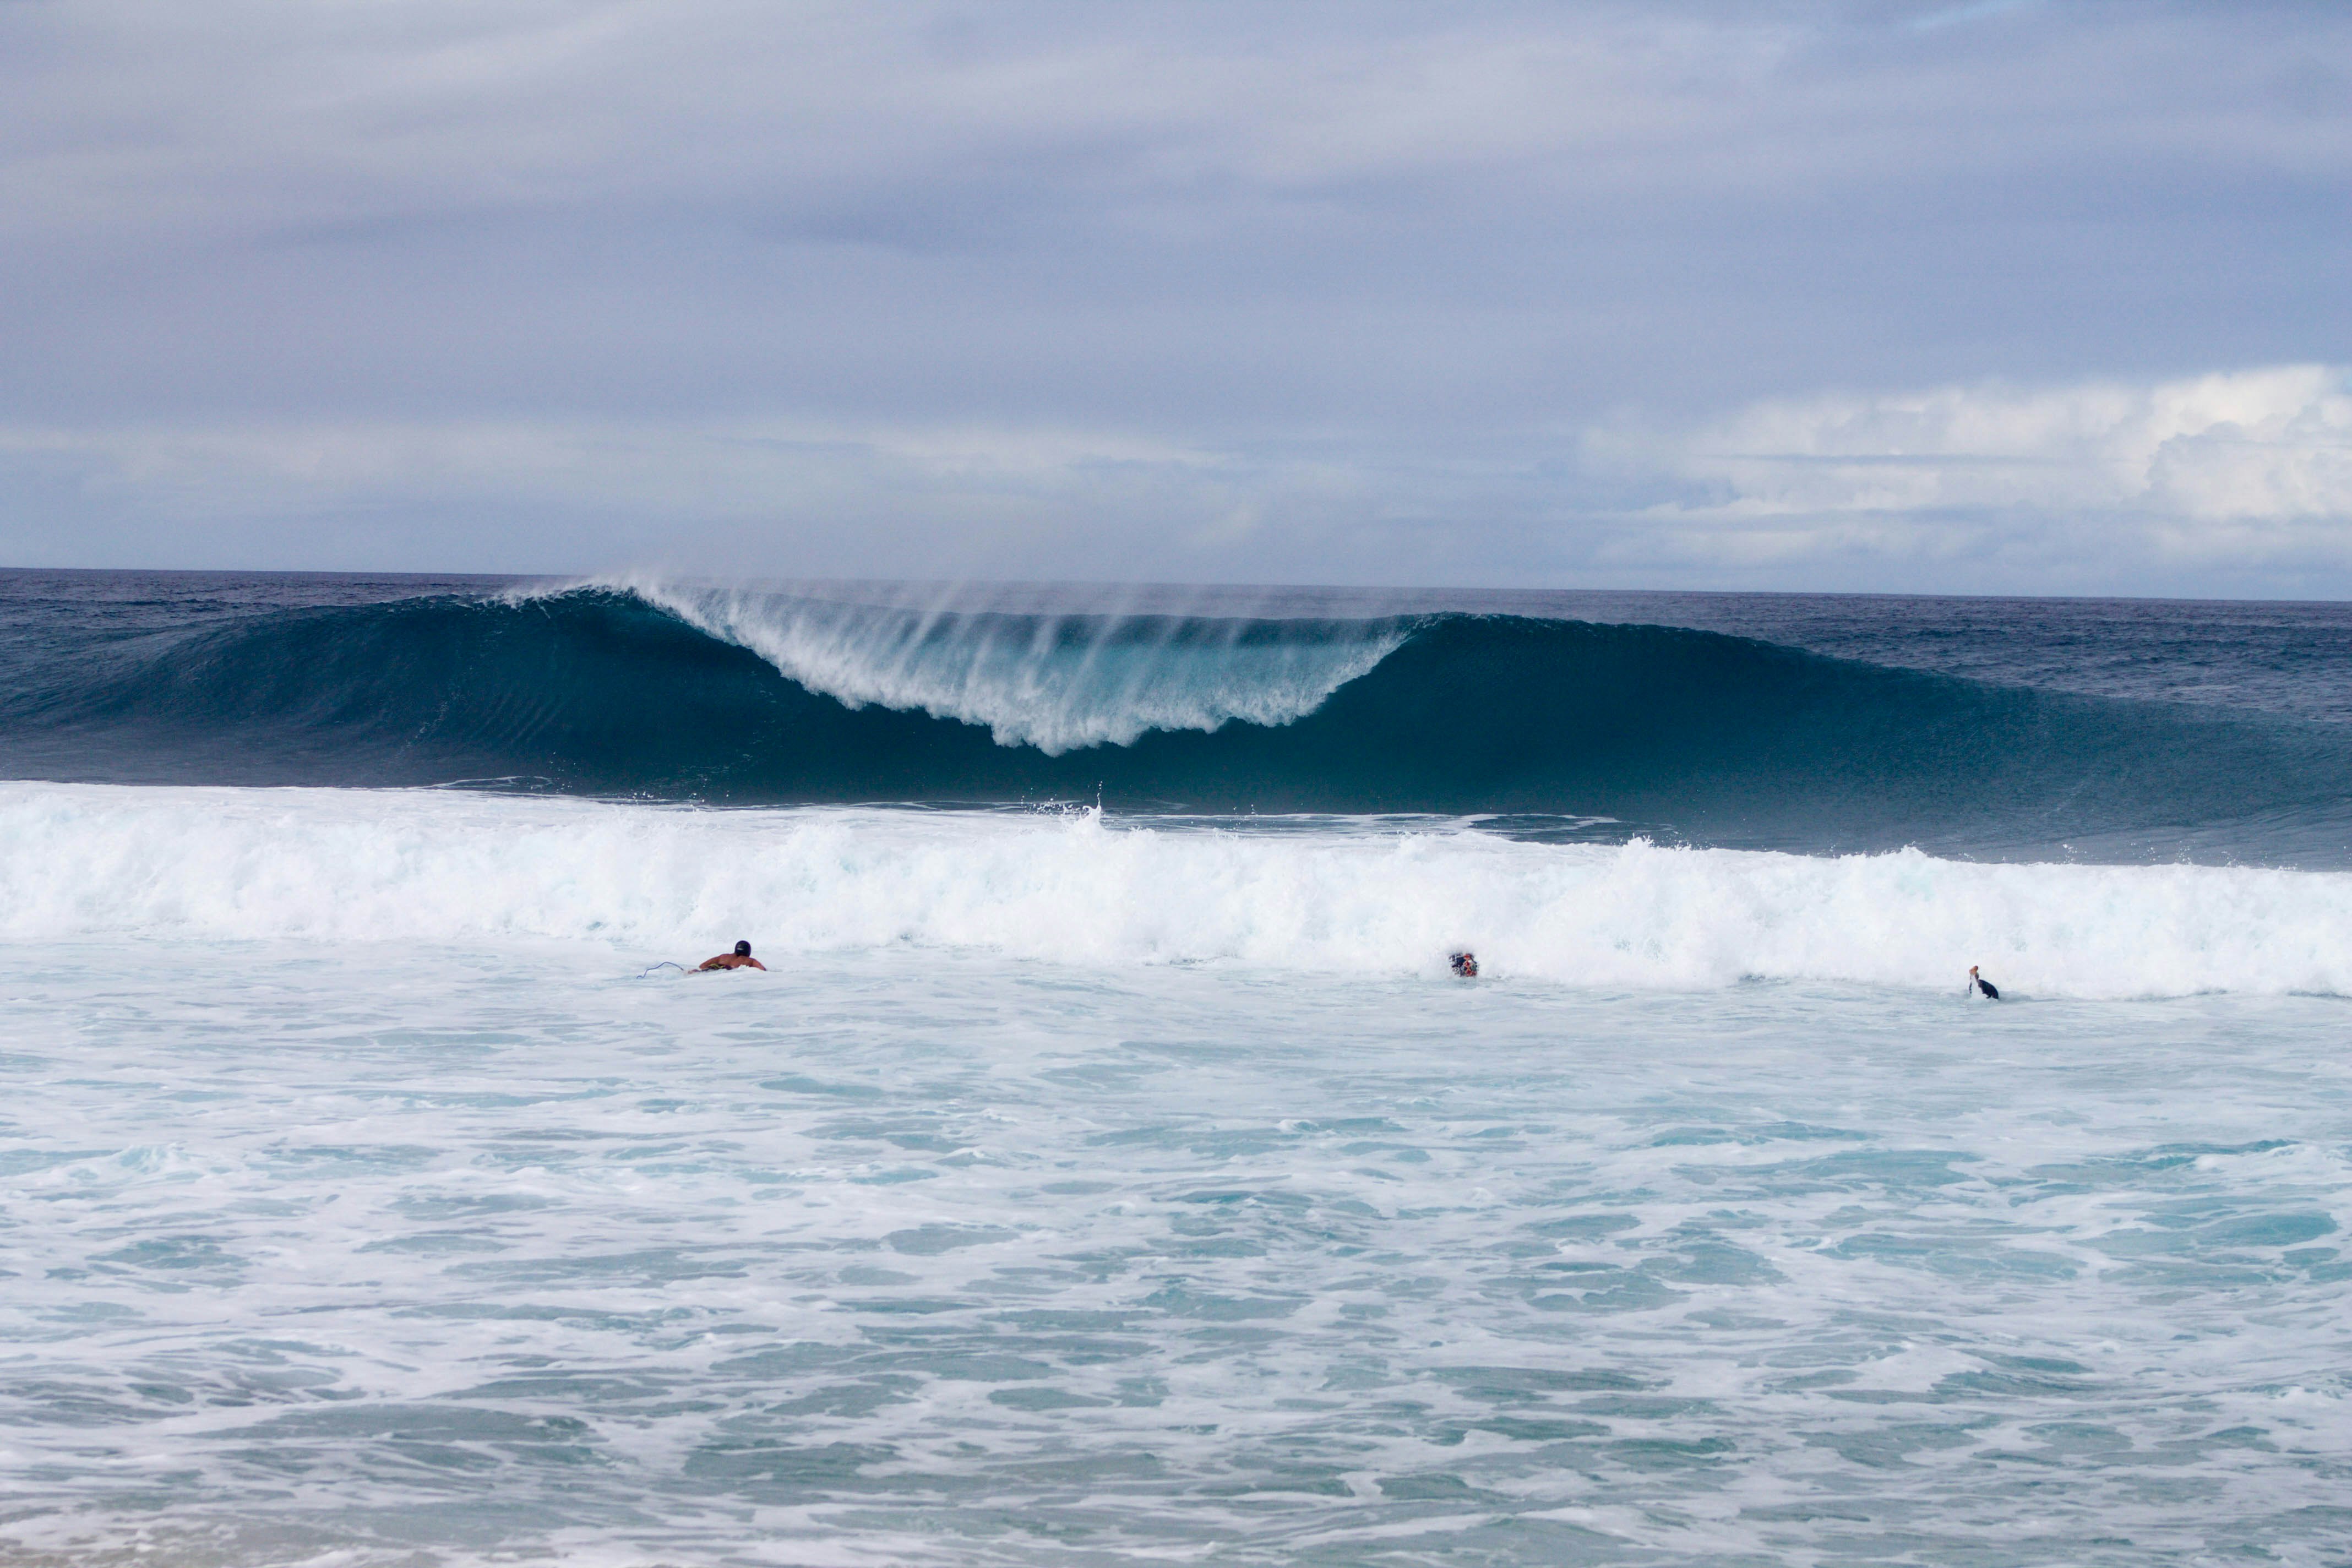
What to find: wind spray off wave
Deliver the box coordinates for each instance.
[567,575,1406,752]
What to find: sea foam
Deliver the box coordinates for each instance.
[7,782,2349,999]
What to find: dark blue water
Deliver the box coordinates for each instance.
[5,569,2350,865]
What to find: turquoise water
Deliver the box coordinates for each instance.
[7,569,2352,1565]
[7,915,2350,1565]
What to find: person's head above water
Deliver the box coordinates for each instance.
[1450,951,1478,978]
[734,940,752,957]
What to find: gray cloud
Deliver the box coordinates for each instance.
[2,1,2348,591]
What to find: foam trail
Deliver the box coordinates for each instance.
[8,782,2350,999]
[556,573,1403,752]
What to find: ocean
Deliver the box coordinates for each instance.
[3,569,2349,1567]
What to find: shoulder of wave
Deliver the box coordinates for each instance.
[492,570,678,609]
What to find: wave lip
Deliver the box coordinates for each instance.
[6,783,2349,1000]
[568,574,1406,753]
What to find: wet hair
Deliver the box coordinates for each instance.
[734,940,752,956]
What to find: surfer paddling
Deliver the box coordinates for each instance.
[699,940,766,972]
[1968,965,1999,1000]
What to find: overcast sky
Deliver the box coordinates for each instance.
[3,0,2348,594]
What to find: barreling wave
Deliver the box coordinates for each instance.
[562,574,1404,752]
[6,783,2349,998]
[4,582,2350,859]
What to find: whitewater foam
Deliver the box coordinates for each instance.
[551,575,1403,752]
[10,781,2351,999]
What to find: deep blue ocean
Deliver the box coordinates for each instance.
[9,569,2352,862]
[4,570,2350,1567]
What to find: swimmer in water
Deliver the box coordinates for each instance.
[1969,965,1999,1000]
[700,940,766,972]
[1450,951,1478,979]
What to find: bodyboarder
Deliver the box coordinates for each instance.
[1969,965,1999,1000]
[700,940,766,971]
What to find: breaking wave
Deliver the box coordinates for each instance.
[4,581,2350,859]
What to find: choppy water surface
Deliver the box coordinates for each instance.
[6,937,2349,1567]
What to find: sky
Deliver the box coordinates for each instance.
[2,0,2348,595]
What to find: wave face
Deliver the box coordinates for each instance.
[6,783,2349,998]
[6,580,2352,859]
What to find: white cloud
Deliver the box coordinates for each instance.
[1595,365,2352,569]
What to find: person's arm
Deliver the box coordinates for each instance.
[698,956,725,970]
[748,957,767,970]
